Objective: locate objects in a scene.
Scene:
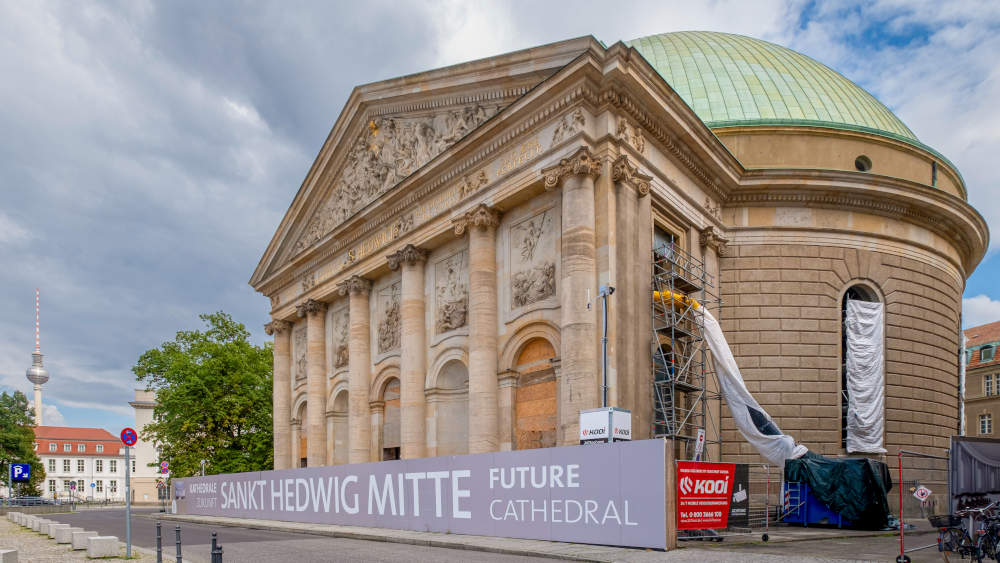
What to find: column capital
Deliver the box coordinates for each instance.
[453,203,501,236]
[386,244,429,271]
[542,147,601,190]
[337,275,372,296]
[610,154,652,197]
[264,319,292,335]
[699,226,730,257]
[295,298,327,318]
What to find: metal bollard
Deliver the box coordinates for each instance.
[211,531,224,563]
[175,524,182,563]
[156,521,162,563]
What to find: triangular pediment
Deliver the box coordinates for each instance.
[291,103,502,255]
[250,37,598,289]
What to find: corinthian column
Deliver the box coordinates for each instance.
[265,319,293,470]
[611,155,652,429]
[338,275,373,464]
[543,148,601,445]
[387,244,429,459]
[453,204,502,454]
[296,299,328,467]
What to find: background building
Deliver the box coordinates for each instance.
[33,426,126,502]
[130,389,164,504]
[252,31,988,470]
[964,321,999,438]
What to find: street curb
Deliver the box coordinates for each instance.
[152,513,628,562]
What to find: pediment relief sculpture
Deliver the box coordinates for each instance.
[293,104,501,255]
[435,251,468,334]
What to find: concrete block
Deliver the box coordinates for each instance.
[0,549,16,563]
[38,520,54,535]
[55,526,83,544]
[48,522,70,539]
[71,530,99,550]
[6,511,18,521]
[30,517,46,532]
[21,515,34,528]
[86,536,119,558]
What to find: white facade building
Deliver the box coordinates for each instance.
[33,426,127,502]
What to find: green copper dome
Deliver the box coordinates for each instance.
[627,31,918,142]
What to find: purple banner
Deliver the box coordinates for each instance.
[175,439,665,548]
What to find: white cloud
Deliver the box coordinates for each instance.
[42,403,66,426]
[963,294,1000,329]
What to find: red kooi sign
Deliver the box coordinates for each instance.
[676,461,736,530]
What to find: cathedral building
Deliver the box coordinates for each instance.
[251,32,988,469]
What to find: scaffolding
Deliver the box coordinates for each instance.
[652,242,721,459]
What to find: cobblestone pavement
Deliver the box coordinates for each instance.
[0,517,154,561]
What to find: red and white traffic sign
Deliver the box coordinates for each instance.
[677,461,735,530]
[913,485,932,501]
[120,427,138,446]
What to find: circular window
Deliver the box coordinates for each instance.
[855,155,872,172]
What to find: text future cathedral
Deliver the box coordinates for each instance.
[251,32,988,469]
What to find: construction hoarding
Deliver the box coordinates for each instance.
[175,439,667,549]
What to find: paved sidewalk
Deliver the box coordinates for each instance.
[0,518,154,562]
[156,513,885,562]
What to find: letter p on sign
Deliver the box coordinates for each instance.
[11,463,30,482]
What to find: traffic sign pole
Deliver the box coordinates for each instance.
[125,445,131,557]
[120,427,137,559]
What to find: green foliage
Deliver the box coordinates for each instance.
[133,312,273,477]
[0,391,45,495]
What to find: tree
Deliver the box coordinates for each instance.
[0,391,45,496]
[133,312,273,477]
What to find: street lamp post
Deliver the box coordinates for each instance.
[200,459,207,477]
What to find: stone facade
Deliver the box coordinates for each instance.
[250,35,987,469]
[963,321,1000,439]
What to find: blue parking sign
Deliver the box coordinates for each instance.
[11,463,30,482]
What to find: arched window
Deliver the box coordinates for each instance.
[841,284,879,449]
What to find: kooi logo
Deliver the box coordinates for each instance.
[679,476,693,495]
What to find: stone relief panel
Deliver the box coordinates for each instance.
[377,281,402,355]
[435,251,468,334]
[509,209,557,310]
[551,108,585,145]
[330,306,349,370]
[293,104,502,254]
[293,325,307,382]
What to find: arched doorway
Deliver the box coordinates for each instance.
[434,359,469,456]
[514,338,557,450]
[380,378,401,460]
[331,390,349,465]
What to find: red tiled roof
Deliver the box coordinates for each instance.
[966,320,1000,347]
[965,320,1000,370]
[32,426,123,457]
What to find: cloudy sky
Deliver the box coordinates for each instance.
[2,0,999,432]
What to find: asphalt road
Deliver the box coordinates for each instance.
[45,507,555,563]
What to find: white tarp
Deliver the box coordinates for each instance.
[845,300,887,453]
[702,309,809,466]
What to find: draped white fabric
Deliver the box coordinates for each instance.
[702,309,809,466]
[845,300,887,453]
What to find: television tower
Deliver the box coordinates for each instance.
[25,288,49,425]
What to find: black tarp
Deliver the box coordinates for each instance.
[784,451,893,529]
[950,436,1000,512]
